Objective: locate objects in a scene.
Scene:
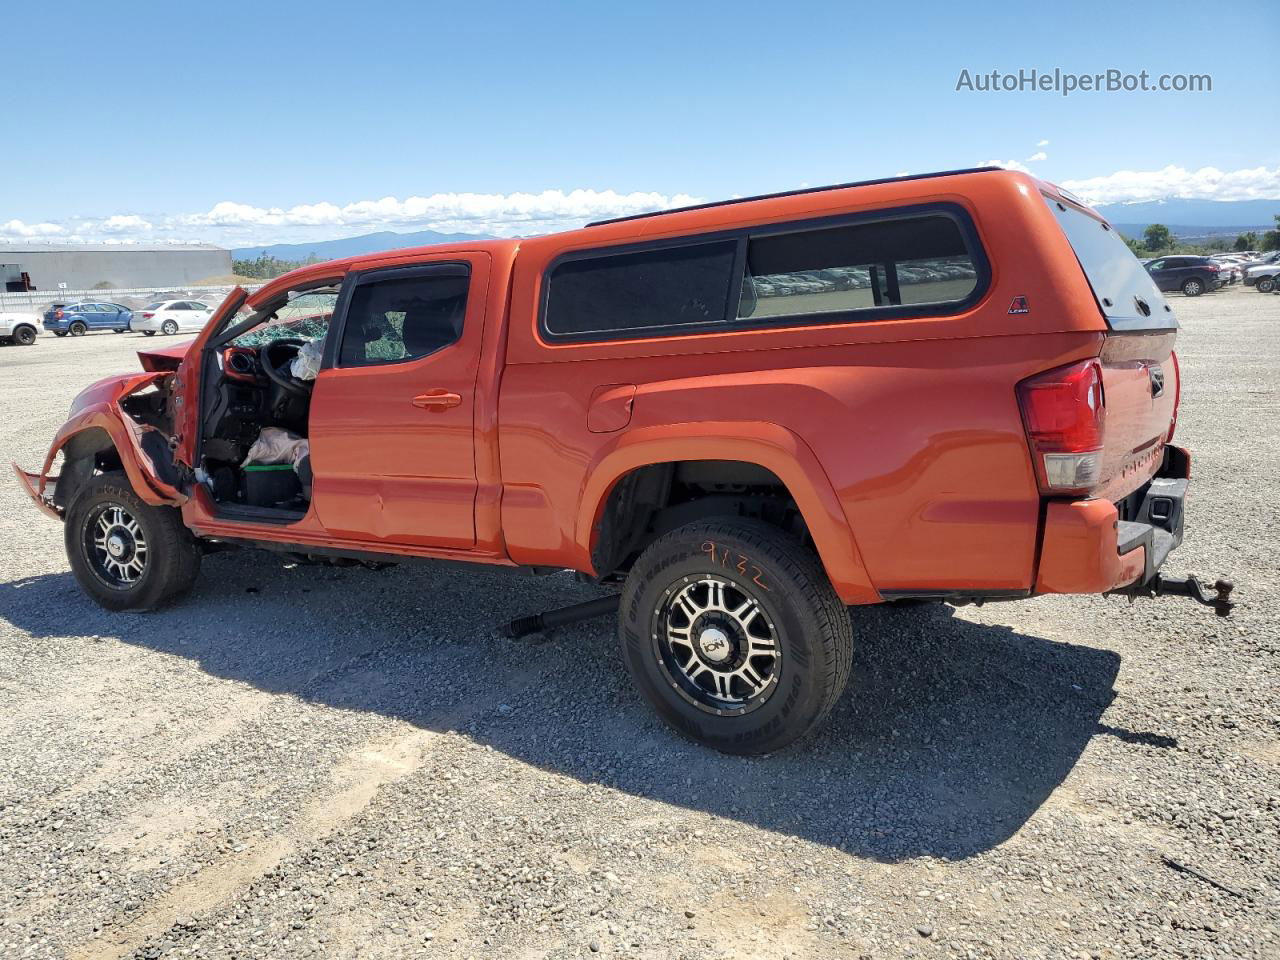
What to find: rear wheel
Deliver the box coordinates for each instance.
[54,331,67,338]
[143,330,156,337]
[619,518,853,755]
[64,473,201,611]
[1181,278,1204,297]
[161,319,178,335]
[1257,277,1276,294]
[69,321,87,336]
[13,325,36,345]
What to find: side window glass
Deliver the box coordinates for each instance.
[338,271,469,366]
[740,214,978,319]
[544,241,738,339]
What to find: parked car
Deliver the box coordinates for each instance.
[15,167,1230,755]
[1243,252,1280,293]
[131,300,214,336]
[0,310,41,345]
[1213,261,1243,285]
[42,301,133,336]
[1144,256,1223,296]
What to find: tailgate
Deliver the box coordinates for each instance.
[1043,194,1180,501]
[1096,331,1178,501]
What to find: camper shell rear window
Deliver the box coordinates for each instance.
[1044,196,1176,331]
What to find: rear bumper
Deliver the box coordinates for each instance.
[1035,446,1189,595]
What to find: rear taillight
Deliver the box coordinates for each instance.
[1167,350,1181,443]
[142,312,154,319]
[1017,358,1106,495]
[54,309,63,319]
[1206,263,1220,272]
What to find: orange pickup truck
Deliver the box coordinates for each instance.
[14,167,1231,753]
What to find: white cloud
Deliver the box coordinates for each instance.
[0,219,65,238]
[6,168,1279,247]
[979,158,1031,173]
[97,214,152,234]
[1036,139,1049,147]
[181,188,703,239]
[0,188,704,247]
[1026,151,1048,163]
[1060,165,1280,205]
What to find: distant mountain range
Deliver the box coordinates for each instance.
[1094,198,1279,240]
[230,197,1280,260]
[231,229,492,262]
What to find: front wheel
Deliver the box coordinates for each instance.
[1181,278,1204,297]
[1257,277,1276,294]
[65,473,202,611]
[161,319,178,335]
[619,518,853,755]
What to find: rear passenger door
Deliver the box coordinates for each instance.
[1164,257,1190,288]
[1146,259,1172,291]
[308,253,491,549]
[180,302,206,330]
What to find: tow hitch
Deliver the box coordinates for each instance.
[1116,574,1236,617]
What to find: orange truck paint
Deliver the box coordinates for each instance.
[15,169,1187,604]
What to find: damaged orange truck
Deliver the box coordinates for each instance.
[14,168,1232,754]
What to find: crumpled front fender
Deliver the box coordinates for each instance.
[16,372,186,519]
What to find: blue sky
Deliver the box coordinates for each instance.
[5,0,1278,245]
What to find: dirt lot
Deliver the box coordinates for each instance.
[0,288,1277,960]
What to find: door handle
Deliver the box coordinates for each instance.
[411,390,462,410]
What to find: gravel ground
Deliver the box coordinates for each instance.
[0,288,1277,960]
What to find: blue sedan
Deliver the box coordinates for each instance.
[43,301,134,336]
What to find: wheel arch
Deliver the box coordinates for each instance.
[576,423,878,604]
[42,407,184,512]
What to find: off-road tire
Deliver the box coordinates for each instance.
[1181,278,1204,297]
[1257,276,1276,294]
[13,325,36,345]
[65,472,201,612]
[69,321,87,336]
[619,518,853,755]
[161,320,178,335]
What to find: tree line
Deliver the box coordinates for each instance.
[231,252,321,280]
[1126,214,1280,257]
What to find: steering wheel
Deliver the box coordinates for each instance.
[261,338,311,397]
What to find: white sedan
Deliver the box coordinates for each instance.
[132,300,214,336]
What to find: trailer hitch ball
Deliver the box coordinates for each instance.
[1153,574,1236,617]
